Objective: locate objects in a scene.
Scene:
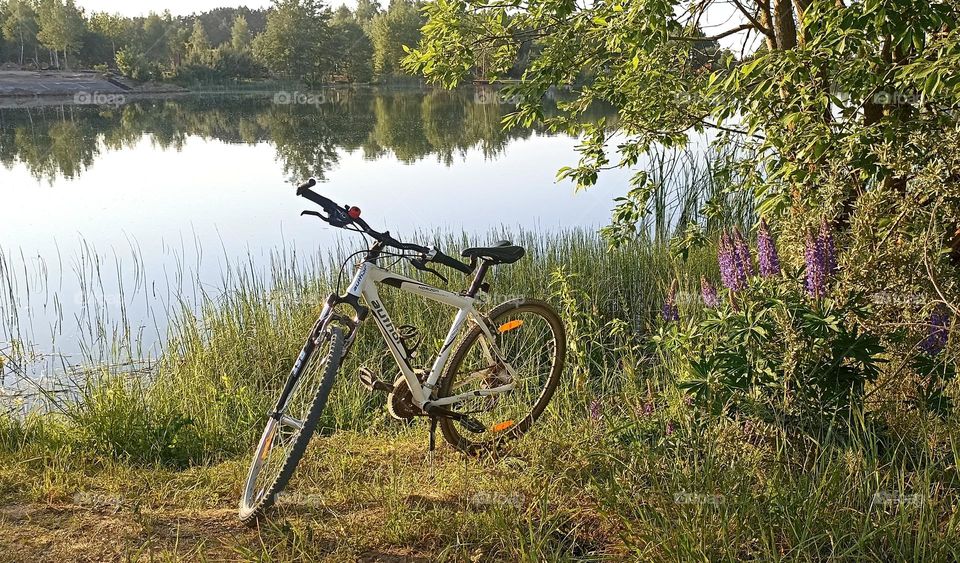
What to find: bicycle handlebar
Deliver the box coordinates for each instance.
[297,179,342,218]
[295,179,474,276]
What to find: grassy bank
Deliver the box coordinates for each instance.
[1,230,958,560]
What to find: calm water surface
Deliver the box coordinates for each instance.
[1,89,634,377]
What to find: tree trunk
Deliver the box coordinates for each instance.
[773,0,798,49]
[756,0,777,50]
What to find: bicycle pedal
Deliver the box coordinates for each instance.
[458,416,486,434]
[358,367,393,393]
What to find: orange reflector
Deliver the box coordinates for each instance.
[491,420,515,433]
[498,320,524,333]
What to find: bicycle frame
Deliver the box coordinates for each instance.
[320,260,515,410]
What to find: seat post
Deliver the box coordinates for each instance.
[465,261,491,297]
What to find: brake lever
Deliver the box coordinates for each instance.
[302,208,351,227]
[410,258,448,284]
[301,210,327,221]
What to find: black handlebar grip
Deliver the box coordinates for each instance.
[434,251,474,275]
[296,178,317,195]
[296,180,342,217]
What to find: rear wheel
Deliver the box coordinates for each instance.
[239,326,344,524]
[436,299,566,454]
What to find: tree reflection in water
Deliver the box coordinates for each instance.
[0,89,614,183]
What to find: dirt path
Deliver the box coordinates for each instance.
[0,504,252,561]
[0,501,448,562]
[0,434,609,561]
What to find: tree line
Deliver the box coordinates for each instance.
[0,0,427,84]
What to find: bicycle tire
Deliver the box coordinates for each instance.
[239,326,344,524]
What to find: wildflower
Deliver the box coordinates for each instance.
[588,399,603,421]
[718,231,747,291]
[662,280,679,321]
[665,420,676,436]
[920,307,950,356]
[700,276,719,308]
[639,401,655,417]
[805,219,839,298]
[805,228,827,298]
[756,219,781,277]
[682,395,694,407]
[732,228,755,278]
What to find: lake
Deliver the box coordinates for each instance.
[2,88,656,385]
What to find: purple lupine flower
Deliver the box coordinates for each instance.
[805,228,827,298]
[818,219,837,274]
[718,231,747,291]
[756,219,781,277]
[588,399,603,421]
[666,421,676,436]
[682,395,694,407]
[662,280,680,321]
[700,276,719,308]
[920,307,950,356]
[732,228,755,278]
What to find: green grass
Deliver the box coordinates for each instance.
[1,229,958,560]
[0,229,705,467]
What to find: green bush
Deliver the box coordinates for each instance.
[174,47,267,84]
[660,277,887,430]
[115,46,162,82]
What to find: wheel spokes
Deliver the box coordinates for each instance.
[451,309,559,433]
[243,336,334,511]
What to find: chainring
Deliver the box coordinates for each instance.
[387,369,427,420]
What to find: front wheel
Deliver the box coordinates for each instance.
[437,299,566,455]
[239,326,344,524]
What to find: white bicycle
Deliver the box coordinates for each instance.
[239,179,567,524]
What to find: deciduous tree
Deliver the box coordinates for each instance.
[2,0,39,66]
[253,0,331,84]
[36,0,85,69]
[370,0,422,78]
[330,5,373,82]
[230,14,250,51]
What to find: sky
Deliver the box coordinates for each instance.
[72,1,755,54]
[75,0,270,17]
